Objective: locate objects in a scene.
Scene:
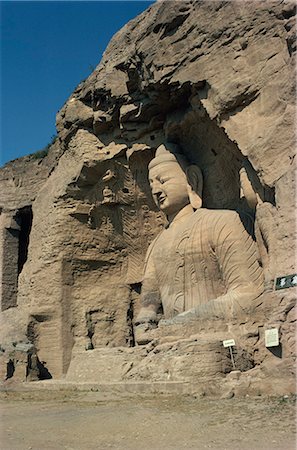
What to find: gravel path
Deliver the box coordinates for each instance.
[1,390,296,450]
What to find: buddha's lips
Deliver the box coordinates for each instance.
[158,196,166,204]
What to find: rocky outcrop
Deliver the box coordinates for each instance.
[0,139,63,210]
[0,0,295,393]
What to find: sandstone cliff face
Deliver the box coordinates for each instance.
[0,141,63,324]
[0,0,295,391]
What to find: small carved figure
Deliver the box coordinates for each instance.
[141,204,150,218]
[102,185,115,204]
[100,216,114,236]
[102,169,116,182]
[135,143,264,338]
[143,221,152,232]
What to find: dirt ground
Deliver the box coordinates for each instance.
[0,389,296,450]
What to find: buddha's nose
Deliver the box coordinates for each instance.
[151,183,162,196]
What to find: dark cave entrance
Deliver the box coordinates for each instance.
[17,206,33,275]
[1,206,33,311]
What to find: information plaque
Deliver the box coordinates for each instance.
[265,328,279,347]
[275,274,297,290]
[223,339,235,348]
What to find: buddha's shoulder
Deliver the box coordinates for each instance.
[192,208,240,224]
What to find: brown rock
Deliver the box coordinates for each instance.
[0,0,295,395]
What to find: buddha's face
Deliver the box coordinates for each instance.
[149,162,190,216]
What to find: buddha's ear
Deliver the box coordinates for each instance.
[186,165,203,209]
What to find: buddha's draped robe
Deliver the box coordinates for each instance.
[140,209,264,319]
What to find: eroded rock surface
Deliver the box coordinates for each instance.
[0,0,295,394]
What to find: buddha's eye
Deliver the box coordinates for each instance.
[159,178,169,184]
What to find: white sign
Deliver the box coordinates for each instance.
[265,328,279,347]
[223,339,235,348]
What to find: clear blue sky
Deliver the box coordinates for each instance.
[0,0,154,166]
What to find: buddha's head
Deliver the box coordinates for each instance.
[148,143,203,218]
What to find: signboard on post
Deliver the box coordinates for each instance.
[222,339,236,370]
[223,339,235,348]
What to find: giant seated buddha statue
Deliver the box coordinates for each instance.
[135,143,264,341]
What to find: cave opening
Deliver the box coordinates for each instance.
[6,359,15,379]
[1,206,32,311]
[17,206,33,275]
